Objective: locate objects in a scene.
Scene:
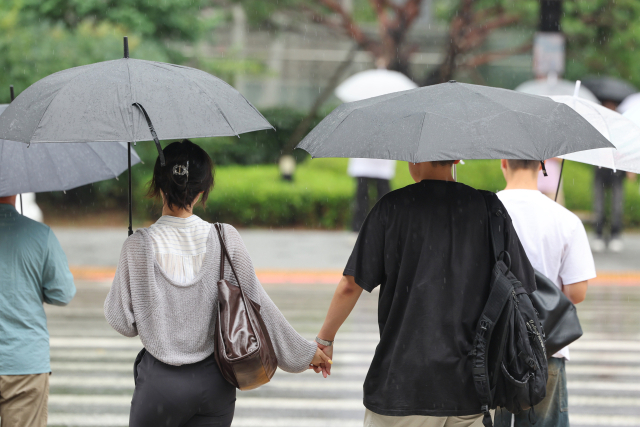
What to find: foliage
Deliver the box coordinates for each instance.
[20,0,211,42]
[0,0,228,103]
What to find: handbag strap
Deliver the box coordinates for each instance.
[214,223,242,289]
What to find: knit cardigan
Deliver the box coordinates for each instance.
[104,224,316,372]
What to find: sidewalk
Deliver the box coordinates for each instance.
[53,227,640,284]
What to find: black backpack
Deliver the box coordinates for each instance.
[470,192,548,427]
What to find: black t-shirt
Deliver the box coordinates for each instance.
[344,180,535,417]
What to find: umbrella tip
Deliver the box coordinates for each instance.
[124,36,129,59]
[9,85,14,101]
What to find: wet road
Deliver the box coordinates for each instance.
[41,227,640,426]
[45,280,640,427]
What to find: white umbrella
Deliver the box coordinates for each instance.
[618,93,640,114]
[515,78,600,103]
[335,69,417,103]
[335,69,419,182]
[552,95,640,173]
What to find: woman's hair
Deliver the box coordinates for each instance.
[147,140,215,211]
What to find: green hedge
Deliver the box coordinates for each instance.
[39,150,640,229]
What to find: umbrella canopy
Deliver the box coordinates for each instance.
[335,69,418,103]
[551,96,640,173]
[297,81,614,163]
[515,78,599,103]
[0,59,272,146]
[0,105,141,196]
[617,92,640,114]
[582,77,637,104]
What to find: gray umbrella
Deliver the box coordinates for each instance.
[582,77,637,104]
[0,105,141,198]
[297,81,614,166]
[0,38,272,234]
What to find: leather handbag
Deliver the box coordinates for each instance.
[530,269,583,357]
[213,223,278,390]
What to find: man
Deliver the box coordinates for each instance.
[494,160,595,427]
[0,195,76,427]
[314,161,535,427]
[349,158,395,232]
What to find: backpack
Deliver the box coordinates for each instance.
[470,192,548,427]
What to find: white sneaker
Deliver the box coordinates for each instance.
[592,238,606,253]
[609,238,624,253]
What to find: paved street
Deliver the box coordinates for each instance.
[44,227,640,426]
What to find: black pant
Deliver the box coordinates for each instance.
[594,167,625,239]
[352,177,391,232]
[130,350,236,427]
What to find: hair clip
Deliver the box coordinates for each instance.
[172,161,189,178]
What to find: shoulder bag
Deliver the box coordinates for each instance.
[530,270,583,357]
[213,223,278,390]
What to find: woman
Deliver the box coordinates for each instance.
[104,140,330,427]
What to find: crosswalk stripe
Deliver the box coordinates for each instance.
[49,336,640,353]
[47,414,362,427]
[47,394,640,409]
[569,414,640,426]
[49,361,640,377]
[48,376,640,392]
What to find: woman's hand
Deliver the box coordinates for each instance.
[309,348,332,376]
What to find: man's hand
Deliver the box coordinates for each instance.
[316,343,334,378]
[309,347,332,376]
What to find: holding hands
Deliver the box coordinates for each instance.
[309,337,334,378]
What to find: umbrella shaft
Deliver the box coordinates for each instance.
[128,142,133,236]
[19,194,23,215]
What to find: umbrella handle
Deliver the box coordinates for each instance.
[554,159,565,202]
[132,103,165,166]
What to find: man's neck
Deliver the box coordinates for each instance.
[504,172,538,191]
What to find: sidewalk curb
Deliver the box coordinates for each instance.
[69,266,640,286]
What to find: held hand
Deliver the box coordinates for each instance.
[316,343,334,378]
[310,347,332,376]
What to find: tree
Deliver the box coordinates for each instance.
[235,0,535,85]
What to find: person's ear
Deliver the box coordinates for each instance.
[453,160,461,165]
[500,159,508,171]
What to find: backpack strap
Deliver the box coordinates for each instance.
[481,191,507,264]
[471,192,513,427]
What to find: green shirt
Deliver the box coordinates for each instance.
[0,204,75,375]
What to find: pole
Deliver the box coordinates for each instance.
[9,85,23,215]
[124,36,133,235]
[128,142,133,236]
[554,159,565,202]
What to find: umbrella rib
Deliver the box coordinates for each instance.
[172,67,240,137]
[28,63,101,144]
[142,61,276,129]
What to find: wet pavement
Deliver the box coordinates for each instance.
[43,227,640,426]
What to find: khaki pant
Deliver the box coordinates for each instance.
[0,374,49,427]
[365,409,484,427]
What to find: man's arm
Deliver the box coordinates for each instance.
[316,275,363,376]
[563,280,588,304]
[42,229,76,306]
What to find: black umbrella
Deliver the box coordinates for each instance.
[297,81,614,168]
[0,38,273,235]
[582,77,637,104]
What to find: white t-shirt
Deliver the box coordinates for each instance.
[497,190,596,360]
[347,158,396,180]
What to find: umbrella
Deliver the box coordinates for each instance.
[297,81,614,167]
[336,69,418,103]
[582,77,637,104]
[0,105,141,197]
[617,92,640,114]
[552,96,640,173]
[515,78,599,103]
[0,37,273,235]
[335,69,418,184]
